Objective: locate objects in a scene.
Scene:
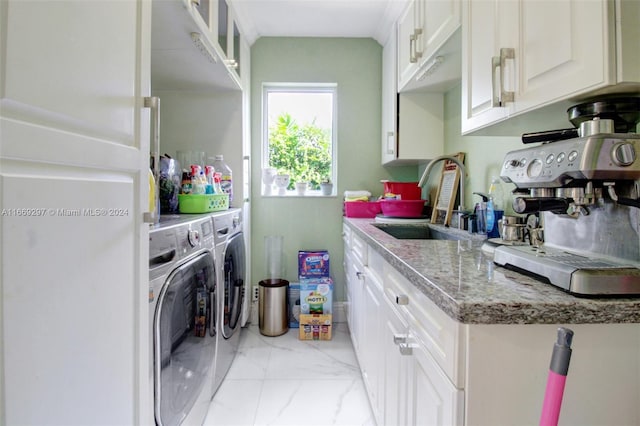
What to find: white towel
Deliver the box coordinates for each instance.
[343,190,371,199]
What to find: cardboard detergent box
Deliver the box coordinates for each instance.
[299,277,333,315]
[288,282,301,328]
[298,250,330,278]
[298,314,332,340]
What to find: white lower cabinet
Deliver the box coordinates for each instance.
[382,257,464,426]
[344,227,640,425]
[344,234,464,426]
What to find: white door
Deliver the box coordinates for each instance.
[0,1,151,424]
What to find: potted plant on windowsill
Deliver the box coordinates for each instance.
[320,178,333,196]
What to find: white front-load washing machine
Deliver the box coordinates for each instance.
[149,215,218,426]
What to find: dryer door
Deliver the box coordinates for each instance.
[154,252,216,426]
[222,232,246,338]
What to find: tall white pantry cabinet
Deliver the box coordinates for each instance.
[0,1,152,424]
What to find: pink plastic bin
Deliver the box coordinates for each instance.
[344,201,381,218]
[379,199,426,218]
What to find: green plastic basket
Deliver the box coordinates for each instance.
[178,194,229,213]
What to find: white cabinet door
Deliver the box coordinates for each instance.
[382,28,398,165]
[361,273,385,424]
[398,1,420,91]
[408,342,464,426]
[398,0,461,92]
[462,0,618,134]
[419,0,460,69]
[515,0,610,113]
[461,0,517,134]
[0,1,150,424]
[343,250,355,334]
[383,296,411,426]
[345,250,365,353]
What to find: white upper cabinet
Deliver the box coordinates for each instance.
[151,0,243,91]
[397,0,462,92]
[384,3,449,165]
[461,0,640,135]
[382,27,444,166]
[381,28,399,165]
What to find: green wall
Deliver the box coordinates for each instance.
[442,84,522,214]
[250,37,563,303]
[250,37,415,301]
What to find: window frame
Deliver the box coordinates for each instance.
[261,83,338,197]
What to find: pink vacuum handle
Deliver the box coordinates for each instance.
[540,327,573,426]
[540,371,567,426]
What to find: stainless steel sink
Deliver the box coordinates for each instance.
[372,224,467,240]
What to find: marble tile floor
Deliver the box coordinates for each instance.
[203,323,376,426]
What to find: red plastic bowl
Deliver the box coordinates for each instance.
[379,199,426,218]
[382,181,422,200]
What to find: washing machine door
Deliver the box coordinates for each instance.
[222,232,245,339]
[154,252,216,426]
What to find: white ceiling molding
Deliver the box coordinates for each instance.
[229,0,408,46]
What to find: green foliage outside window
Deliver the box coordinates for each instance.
[268,112,332,190]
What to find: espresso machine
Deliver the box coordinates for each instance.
[493,97,640,296]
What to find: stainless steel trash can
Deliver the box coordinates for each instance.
[258,279,289,336]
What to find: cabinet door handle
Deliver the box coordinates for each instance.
[414,28,423,61]
[399,342,415,356]
[393,334,408,345]
[225,59,238,69]
[395,294,409,305]
[409,33,417,63]
[386,131,395,155]
[356,271,365,280]
[491,48,515,107]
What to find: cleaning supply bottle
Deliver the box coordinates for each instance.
[191,165,206,194]
[472,192,489,234]
[487,176,504,238]
[213,155,233,202]
[204,165,215,194]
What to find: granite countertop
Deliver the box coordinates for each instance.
[344,218,640,325]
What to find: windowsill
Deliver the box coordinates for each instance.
[261,191,337,198]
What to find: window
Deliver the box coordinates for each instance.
[262,84,337,196]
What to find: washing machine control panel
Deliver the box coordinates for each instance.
[170,218,214,255]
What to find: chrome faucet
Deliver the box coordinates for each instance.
[418,155,467,212]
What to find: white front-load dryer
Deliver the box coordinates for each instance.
[210,208,246,393]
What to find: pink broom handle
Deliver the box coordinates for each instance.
[540,327,574,426]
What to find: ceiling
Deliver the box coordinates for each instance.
[230,0,407,46]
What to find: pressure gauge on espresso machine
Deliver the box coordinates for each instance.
[527,159,544,178]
